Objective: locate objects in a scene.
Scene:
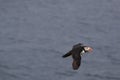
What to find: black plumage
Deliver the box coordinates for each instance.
[62,43,90,70]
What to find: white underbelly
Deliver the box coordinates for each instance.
[80,50,85,55]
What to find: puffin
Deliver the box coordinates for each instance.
[62,43,93,70]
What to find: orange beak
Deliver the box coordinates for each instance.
[88,47,93,52]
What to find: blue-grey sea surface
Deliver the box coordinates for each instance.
[0,0,120,80]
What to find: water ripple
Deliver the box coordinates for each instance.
[85,73,120,80]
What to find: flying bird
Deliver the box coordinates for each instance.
[62,43,93,70]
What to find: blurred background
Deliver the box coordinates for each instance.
[0,0,120,80]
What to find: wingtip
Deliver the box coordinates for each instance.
[73,68,79,70]
[62,55,66,58]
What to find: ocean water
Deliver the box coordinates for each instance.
[0,0,120,80]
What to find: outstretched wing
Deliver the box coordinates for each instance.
[73,43,83,49]
[62,51,72,58]
[72,55,81,70]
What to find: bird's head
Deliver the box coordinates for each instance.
[84,46,93,53]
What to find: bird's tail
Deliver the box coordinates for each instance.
[62,52,72,58]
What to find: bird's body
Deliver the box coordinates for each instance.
[62,43,93,70]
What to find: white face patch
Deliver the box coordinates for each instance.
[84,46,93,52]
[84,47,90,51]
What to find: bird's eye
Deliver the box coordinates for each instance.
[87,47,89,49]
[85,47,90,50]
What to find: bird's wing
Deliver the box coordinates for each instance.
[73,43,83,49]
[72,55,81,70]
[62,50,72,58]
